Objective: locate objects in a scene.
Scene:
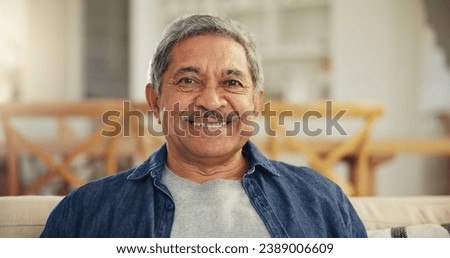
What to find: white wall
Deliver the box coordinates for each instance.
[0,0,27,102]
[331,0,449,195]
[21,0,83,101]
[129,0,162,101]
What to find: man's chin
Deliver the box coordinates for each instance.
[183,142,243,159]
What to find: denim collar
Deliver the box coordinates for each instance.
[242,141,279,176]
[127,141,279,181]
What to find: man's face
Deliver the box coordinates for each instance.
[147,34,263,160]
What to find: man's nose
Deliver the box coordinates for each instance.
[195,85,227,110]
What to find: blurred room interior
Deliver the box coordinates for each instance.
[0,0,449,197]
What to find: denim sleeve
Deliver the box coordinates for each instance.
[341,191,367,238]
[40,195,74,238]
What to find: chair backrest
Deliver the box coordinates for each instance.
[0,99,125,195]
[262,100,384,196]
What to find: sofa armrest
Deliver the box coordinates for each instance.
[0,196,63,238]
[350,196,450,231]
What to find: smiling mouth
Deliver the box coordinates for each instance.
[180,111,239,128]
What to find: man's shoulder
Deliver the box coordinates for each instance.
[258,160,366,238]
[65,167,149,204]
[41,166,157,237]
[80,169,133,191]
[269,160,335,184]
[259,159,344,197]
[245,142,337,188]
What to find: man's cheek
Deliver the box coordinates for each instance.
[238,112,259,137]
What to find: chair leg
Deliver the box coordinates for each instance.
[8,146,20,196]
[0,158,8,196]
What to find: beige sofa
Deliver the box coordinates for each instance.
[0,195,449,238]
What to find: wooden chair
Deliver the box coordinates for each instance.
[262,100,384,196]
[0,99,125,195]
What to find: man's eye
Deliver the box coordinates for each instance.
[178,78,197,84]
[224,80,243,87]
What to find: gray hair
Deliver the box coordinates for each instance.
[147,14,263,94]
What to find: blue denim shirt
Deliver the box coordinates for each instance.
[40,141,367,238]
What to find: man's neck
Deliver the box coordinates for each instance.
[165,148,248,183]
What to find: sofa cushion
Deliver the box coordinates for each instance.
[0,195,63,238]
[350,196,450,230]
[1,195,449,238]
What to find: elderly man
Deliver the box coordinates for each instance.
[41,14,366,238]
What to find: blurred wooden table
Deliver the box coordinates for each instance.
[367,137,450,195]
[368,137,450,156]
[262,137,450,195]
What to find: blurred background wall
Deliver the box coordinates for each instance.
[1,0,449,195]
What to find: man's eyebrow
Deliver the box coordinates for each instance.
[172,67,248,81]
[223,69,248,80]
[173,66,200,77]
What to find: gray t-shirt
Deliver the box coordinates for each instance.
[162,166,271,238]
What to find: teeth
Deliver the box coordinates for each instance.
[180,113,239,128]
[192,122,226,128]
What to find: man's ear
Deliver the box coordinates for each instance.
[253,89,265,114]
[145,84,161,123]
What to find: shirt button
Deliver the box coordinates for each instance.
[166,202,174,209]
